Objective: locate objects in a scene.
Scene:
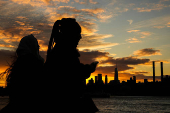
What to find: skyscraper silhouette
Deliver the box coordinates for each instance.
[105,75,108,85]
[114,64,118,81]
[98,74,103,84]
[95,76,98,84]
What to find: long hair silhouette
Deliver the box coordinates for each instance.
[0,34,44,113]
[44,18,98,113]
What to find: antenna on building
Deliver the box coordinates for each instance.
[116,61,117,68]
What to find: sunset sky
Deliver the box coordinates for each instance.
[0,0,170,86]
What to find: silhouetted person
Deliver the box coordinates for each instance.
[0,34,44,113]
[44,18,98,113]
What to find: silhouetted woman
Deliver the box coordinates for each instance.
[0,34,44,113]
[44,18,98,113]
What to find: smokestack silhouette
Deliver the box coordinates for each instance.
[161,62,163,82]
[153,61,155,83]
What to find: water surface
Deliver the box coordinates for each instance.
[1,96,170,113]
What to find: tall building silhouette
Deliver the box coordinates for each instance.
[98,74,103,84]
[95,76,98,84]
[133,76,136,83]
[105,75,108,85]
[114,64,118,81]
[88,78,94,85]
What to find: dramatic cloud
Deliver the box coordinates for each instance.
[0,0,120,52]
[108,56,150,65]
[78,50,151,81]
[1,0,169,86]
[133,48,162,57]
[79,50,150,69]
[0,1,50,50]
[79,50,109,64]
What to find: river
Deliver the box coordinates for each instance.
[1,96,170,113]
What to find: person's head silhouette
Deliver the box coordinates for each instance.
[48,18,81,54]
[16,34,40,57]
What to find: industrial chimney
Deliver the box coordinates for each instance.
[161,62,163,82]
[153,61,155,83]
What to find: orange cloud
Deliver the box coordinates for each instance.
[126,37,142,43]
[127,30,152,38]
[127,30,140,33]
[167,22,170,27]
[57,6,81,13]
[97,14,113,22]
[81,8,105,14]
[140,31,152,38]
[134,7,152,12]
[0,44,14,48]
[38,40,48,51]
[15,21,25,26]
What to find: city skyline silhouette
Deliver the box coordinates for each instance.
[0,1,170,112]
[0,0,170,87]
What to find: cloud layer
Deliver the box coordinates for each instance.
[0,0,119,52]
[1,0,170,85]
[133,0,170,12]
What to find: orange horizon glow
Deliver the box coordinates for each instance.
[0,66,163,87]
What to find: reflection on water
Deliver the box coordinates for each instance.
[1,96,170,113]
[0,96,9,110]
[93,96,170,113]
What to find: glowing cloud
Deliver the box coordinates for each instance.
[126,38,142,43]
[127,30,140,33]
